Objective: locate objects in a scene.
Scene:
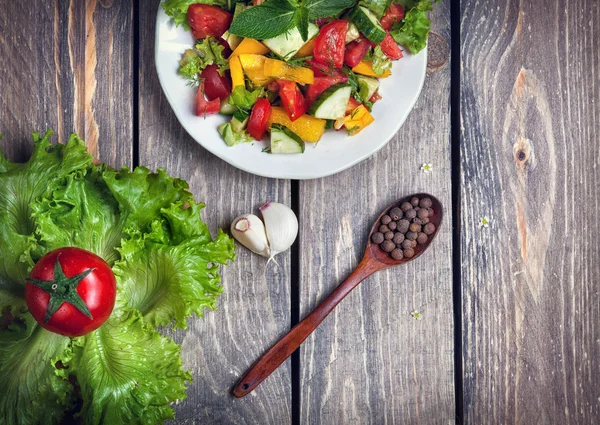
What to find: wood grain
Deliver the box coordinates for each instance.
[0,0,132,168]
[298,2,455,424]
[138,2,292,423]
[461,1,600,423]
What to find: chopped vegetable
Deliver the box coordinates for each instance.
[277,80,307,121]
[267,106,326,142]
[239,54,274,86]
[229,85,264,110]
[247,98,273,140]
[295,38,315,58]
[196,82,221,116]
[352,60,391,78]
[390,0,439,54]
[344,104,375,135]
[188,4,232,39]
[263,58,314,84]
[229,55,245,87]
[230,38,270,57]
[313,20,348,69]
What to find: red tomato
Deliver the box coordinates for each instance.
[380,32,403,60]
[345,97,361,114]
[200,64,232,101]
[25,247,116,337]
[381,4,405,31]
[196,82,221,116]
[314,20,347,69]
[247,98,272,140]
[188,4,232,39]
[304,75,348,106]
[344,38,373,68]
[370,91,382,103]
[277,80,307,121]
[307,59,347,78]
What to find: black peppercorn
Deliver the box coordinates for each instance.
[371,232,384,244]
[418,209,429,219]
[404,248,415,258]
[420,198,433,208]
[381,240,396,252]
[397,219,410,233]
[381,215,392,225]
[379,225,390,233]
[412,218,423,225]
[391,248,404,260]
[393,232,405,244]
[409,223,422,233]
[417,232,428,244]
[400,202,412,212]
[401,239,413,250]
[406,231,418,240]
[405,209,417,219]
[389,207,403,220]
[421,217,430,224]
[423,223,436,235]
[384,231,394,240]
[388,221,397,231]
[427,207,434,215]
[411,197,420,206]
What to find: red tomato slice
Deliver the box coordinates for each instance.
[188,4,232,39]
[304,75,348,106]
[344,38,373,68]
[370,91,382,103]
[200,64,232,101]
[307,59,347,78]
[277,79,307,122]
[314,20,347,69]
[25,247,116,337]
[196,82,221,116]
[381,4,405,31]
[345,97,361,114]
[380,32,403,60]
[247,98,272,140]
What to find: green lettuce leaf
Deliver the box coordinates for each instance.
[179,37,230,85]
[0,314,73,425]
[62,309,191,425]
[229,85,264,111]
[371,45,392,75]
[31,164,125,266]
[0,131,92,313]
[390,0,438,54]
[114,202,235,328]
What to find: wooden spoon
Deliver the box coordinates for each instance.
[232,193,443,398]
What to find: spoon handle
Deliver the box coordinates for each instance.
[233,255,379,398]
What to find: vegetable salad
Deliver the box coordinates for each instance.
[164,0,439,152]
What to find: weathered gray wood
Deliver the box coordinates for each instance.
[0,0,132,168]
[139,2,292,423]
[298,2,455,424]
[461,1,600,423]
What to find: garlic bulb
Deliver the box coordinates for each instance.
[230,202,298,265]
[230,214,270,258]
[259,201,298,264]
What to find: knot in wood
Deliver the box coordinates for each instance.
[427,32,449,71]
[513,137,532,170]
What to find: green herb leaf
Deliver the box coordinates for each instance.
[229,0,297,39]
[304,0,358,19]
[295,7,310,42]
[390,0,438,54]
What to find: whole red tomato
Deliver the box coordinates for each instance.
[25,247,117,337]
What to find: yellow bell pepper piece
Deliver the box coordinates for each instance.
[230,38,270,57]
[263,58,314,85]
[295,39,315,58]
[267,107,326,143]
[238,54,273,86]
[229,55,245,88]
[352,61,391,78]
[343,105,375,136]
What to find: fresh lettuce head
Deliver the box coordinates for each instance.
[0,131,235,424]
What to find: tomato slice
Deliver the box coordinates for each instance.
[313,20,347,69]
[304,75,348,106]
[345,97,362,114]
[188,4,232,39]
[344,38,373,68]
[196,82,221,116]
[370,91,382,103]
[247,98,272,140]
[381,4,405,31]
[277,79,307,122]
[307,59,347,78]
[380,32,403,60]
[200,64,232,101]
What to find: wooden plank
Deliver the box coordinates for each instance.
[298,2,455,424]
[461,1,600,423]
[138,2,292,423]
[0,0,132,168]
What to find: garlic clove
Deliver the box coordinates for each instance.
[259,201,298,264]
[230,214,271,258]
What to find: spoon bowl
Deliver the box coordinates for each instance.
[233,193,443,398]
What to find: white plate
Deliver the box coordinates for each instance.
[155,6,427,179]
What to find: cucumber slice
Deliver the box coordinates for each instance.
[218,123,252,147]
[345,21,360,44]
[221,4,246,50]
[263,24,319,59]
[270,124,305,154]
[308,83,352,120]
[348,6,386,45]
[357,75,380,102]
[358,0,392,19]
[220,97,237,115]
[231,108,249,132]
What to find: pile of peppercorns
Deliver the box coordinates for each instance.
[371,196,437,260]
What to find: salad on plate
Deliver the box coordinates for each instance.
[163,0,439,154]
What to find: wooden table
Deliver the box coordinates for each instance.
[1,1,598,423]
